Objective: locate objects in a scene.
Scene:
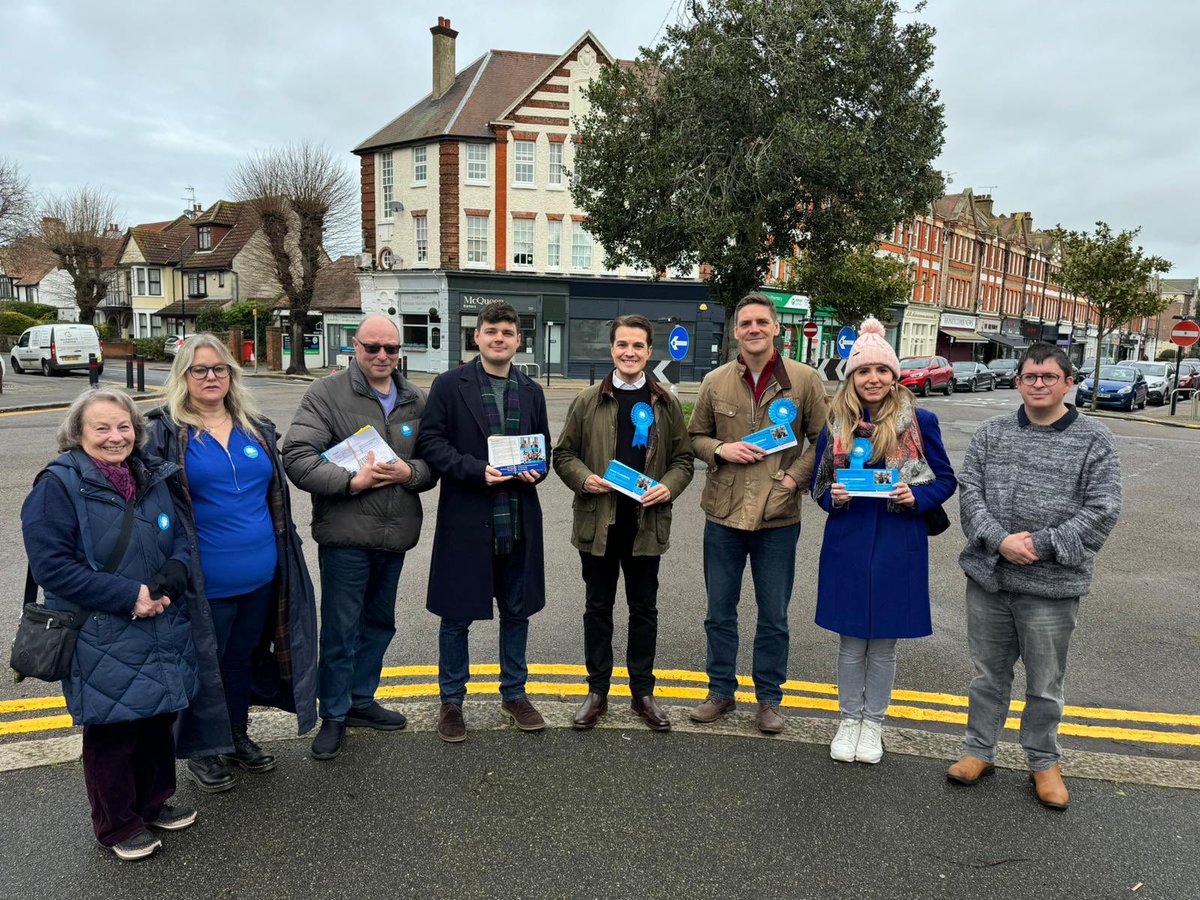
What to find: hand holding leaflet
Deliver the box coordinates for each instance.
[601,460,661,501]
[322,426,400,474]
[487,434,548,476]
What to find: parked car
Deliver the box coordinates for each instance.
[1130,362,1172,405]
[986,358,1019,388]
[899,356,953,396]
[951,361,995,392]
[9,324,103,377]
[1077,358,1114,383]
[164,334,185,359]
[1075,364,1148,411]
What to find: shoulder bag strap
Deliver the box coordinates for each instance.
[103,501,137,575]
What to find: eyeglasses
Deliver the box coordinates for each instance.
[187,364,231,380]
[357,341,401,356]
[1018,373,1062,386]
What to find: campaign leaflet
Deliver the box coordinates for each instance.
[835,466,902,498]
[601,460,660,501]
[321,425,400,474]
[742,422,797,455]
[487,433,548,476]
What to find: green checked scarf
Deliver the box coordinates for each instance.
[475,358,522,555]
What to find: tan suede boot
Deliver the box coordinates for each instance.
[946,755,996,786]
[1030,763,1069,810]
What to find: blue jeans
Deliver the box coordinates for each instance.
[208,579,274,728]
[439,545,530,705]
[962,579,1079,771]
[317,546,406,721]
[702,521,799,706]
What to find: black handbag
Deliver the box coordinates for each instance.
[10,481,136,684]
[924,505,951,537]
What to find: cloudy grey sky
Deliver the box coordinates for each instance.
[4,0,1197,274]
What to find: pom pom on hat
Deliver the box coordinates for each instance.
[845,316,901,378]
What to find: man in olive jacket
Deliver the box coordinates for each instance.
[282,315,434,761]
[687,293,828,733]
[553,315,695,731]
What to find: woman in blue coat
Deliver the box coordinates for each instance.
[810,319,957,765]
[20,389,200,861]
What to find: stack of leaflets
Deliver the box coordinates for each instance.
[742,422,797,454]
[487,433,548,476]
[322,425,400,473]
[601,460,661,501]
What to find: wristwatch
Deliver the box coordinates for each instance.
[715,442,726,461]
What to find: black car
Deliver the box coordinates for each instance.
[986,358,1018,388]
[951,361,995,392]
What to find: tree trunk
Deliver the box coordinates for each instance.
[287,314,309,376]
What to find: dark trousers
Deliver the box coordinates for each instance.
[209,580,274,729]
[580,515,662,698]
[82,712,177,847]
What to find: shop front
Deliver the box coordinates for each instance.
[936,312,989,362]
[446,272,568,377]
[898,304,941,360]
[986,316,1029,359]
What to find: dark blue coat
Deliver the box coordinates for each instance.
[146,411,319,751]
[810,408,957,640]
[21,449,199,726]
[415,364,551,621]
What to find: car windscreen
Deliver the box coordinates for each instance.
[1098,366,1137,382]
[1133,363,1167,377]
[901,358,930,368]
[952,362,976,372]
[987,360,1015,370]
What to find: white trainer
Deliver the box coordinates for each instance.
[830,718,861,762]
[856,719,884,764]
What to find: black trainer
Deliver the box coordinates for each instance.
[149,804,198,832]
[310,719,345,760]
[344,701,408,731]
[220,725,277,773]
[108,829,162,861]
[185,756,236,793]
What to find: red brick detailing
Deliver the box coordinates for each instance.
[541,83,569,93]
[438,140,460,269]
[571,214,588,222]
[511,131,540,142]
[511,211,537,220]
[464,208,492,217]
[494,125,509,272]
[546,133,568,143]
[525,98,570,110]
[409,208,427,217]
[359,154,376,256]
[546,213,565,221]
[551,66,570,77]
[512,114,569,127]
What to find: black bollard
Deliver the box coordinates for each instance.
[126,356,134,389]
[590,364,595,386]
[136,356,145,394]
[402,355,409,378]
[88,354,99,387]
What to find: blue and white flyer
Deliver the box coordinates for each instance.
[742,422,797,454]
[835,436,899,497]
[601,460,660,501]
[487,434,548,476]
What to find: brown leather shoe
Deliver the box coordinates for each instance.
[573,692,608,730]
[946,755,996,786]
[631,695,671,731]
[500,698,546,732]
[688,696,736,723]
[756,703,785,734]
[1030,763,1069,810]
[437,703,466,743]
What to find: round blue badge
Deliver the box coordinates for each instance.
[401,424,413,437]
[242,445,260,459]
[769,398,797,425]
[157,513,170,531]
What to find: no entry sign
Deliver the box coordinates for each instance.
[1171,320,1200,347]
[802,321,819,339]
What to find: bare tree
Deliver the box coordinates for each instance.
[0,157,34,245]
[37,187,122,324]
[229,142,357,375]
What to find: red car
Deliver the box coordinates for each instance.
[899,356,954,396]
[1175,360,1200,398]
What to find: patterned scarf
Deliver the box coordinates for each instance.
[811,393,935,513]
[92,458,136,502]
[475,358,522,556]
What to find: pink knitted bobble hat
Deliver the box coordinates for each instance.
[845,317,901,378]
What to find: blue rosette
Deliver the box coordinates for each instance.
[769,398,797,425]
[631,402,654,448]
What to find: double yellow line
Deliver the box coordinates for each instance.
[6,664,1196,747]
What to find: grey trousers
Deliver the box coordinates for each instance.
[962,578,1079,771]
[837,635,898,723]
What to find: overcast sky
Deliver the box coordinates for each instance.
[4,0,1197,275]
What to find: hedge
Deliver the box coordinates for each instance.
[132,337,168,361]
[0,301,57,322]
[0,311,37,335]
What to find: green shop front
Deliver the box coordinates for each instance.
[758,289,839,363]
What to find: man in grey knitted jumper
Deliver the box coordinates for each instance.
[947,343,1121,810]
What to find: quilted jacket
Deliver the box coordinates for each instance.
[21,449,198,726]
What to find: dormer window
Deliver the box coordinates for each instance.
[198,226,212,250]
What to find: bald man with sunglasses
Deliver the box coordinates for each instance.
[283,314,436,761]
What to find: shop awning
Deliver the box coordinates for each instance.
[757,288,811,318]
[940,327,988,344]
[988,333,1029,350]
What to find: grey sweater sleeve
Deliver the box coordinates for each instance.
[957,423,1010,553]
[1030,430,1122,566]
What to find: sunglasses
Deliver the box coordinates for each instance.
[357,341,401,356]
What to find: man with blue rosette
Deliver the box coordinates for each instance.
[553,315,695,730]
[688,292,829,733]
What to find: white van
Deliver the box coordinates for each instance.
[9,324,103,376]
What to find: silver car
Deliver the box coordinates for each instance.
[1131,362,1171,405]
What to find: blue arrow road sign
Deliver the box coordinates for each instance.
[669,325,690,361]
[836,326,857,360]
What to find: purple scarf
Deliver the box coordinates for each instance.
[92,457,136,502]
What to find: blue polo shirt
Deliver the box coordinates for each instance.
[186,426,278,599]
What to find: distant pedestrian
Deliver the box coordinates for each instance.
[416,302,552,743]
[146,333,318,792]
[21,389,203,860]
[810,319,956,764]
[553,315,695,731]
[282,315,434,761]
[948,342,1121,809]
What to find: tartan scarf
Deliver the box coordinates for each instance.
[475,358,522,555]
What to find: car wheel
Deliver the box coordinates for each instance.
[970,378,980,392]
[943,380,953,395]
[41,359,53,377]
[921,379,930,397]
[10,355,22,374]
[95,365,104,377]
[987,379,994,391]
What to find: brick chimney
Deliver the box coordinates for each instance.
[974,195,994,218]
[431,16,458,100]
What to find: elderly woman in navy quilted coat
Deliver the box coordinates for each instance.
[20,388,207,862]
